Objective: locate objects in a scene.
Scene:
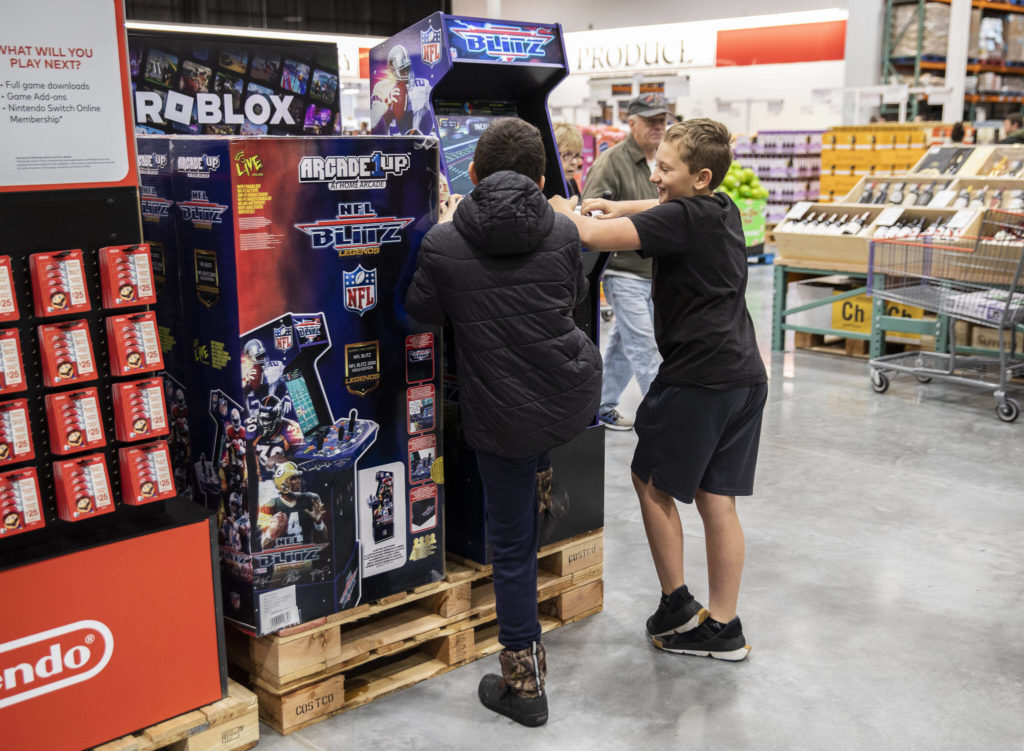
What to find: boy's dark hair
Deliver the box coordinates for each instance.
[1008,114,1024,130]
[663,118,733,191]
[473,118,546,183]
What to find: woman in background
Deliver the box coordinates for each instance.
[555,123,584,197]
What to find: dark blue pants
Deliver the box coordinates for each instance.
[476,449,550,650]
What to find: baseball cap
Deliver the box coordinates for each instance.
[628,93,670,118]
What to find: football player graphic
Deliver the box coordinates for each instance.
[251,395,305,478]
[258,461,328,550]
[370,44,433,135]
[241,338,295,423]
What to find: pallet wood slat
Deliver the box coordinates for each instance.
[235,530,605,735]
[90,680,258,751]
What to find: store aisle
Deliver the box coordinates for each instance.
[257,265,1024,750]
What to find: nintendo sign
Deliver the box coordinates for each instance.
[0,621,114,709]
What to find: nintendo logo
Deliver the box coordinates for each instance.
[0,620,114,709]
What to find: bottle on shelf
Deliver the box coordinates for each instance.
[969,186,988,209]
[873,182,890,204]
[953,187,971,209]
[889,182,905,205]
[902,183,919,206]
[1009,190,1024,211]
[828,213,850,235]
[860,181,876,204]
[988,156,1008,177]
[989,188,1004,210]
[916,181,937,206]
[847,211,871,236]
[820,213,840,233]
[945,151,967,175]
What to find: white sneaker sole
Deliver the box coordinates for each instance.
[647,607,709,638]
[599,422,633,431]
[651,638,752,662]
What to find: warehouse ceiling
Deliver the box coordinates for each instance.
[124,0,451,36]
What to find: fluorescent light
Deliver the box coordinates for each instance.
[124,20,382,47]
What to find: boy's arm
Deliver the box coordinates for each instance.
[405,232,447,325]
[549,196,642,252]
[581,197,658,218]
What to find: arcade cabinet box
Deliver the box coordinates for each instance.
[370,13,605,562]
[138,135,444,634]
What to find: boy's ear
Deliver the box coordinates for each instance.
[537,176,545,192]
[697,168,713,190]
[468,162,479,186]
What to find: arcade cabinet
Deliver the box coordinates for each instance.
[139,134,446,634]
[371,14,605,562]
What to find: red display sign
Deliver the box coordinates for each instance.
[0,521,223,750]
[716,20,847,67]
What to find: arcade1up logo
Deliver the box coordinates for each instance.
[294,202,413,257]
[448,21,555,62]
[0,620,114,709]
[297,152,410,191]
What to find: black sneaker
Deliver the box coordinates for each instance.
[651,616,751,661]
[645,585,708,638]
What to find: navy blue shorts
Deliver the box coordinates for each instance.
[631,381,767,502]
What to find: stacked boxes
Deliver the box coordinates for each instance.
[891,1,951,59]
[138,135,444,634]
[821,126,929,202]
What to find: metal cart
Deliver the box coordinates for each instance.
[867,210,1024,422]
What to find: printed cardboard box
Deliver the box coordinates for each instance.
[149,135,443,634]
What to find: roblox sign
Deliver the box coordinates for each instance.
[135,91,295,127]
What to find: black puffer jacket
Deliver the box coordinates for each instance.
[406,171,601,458]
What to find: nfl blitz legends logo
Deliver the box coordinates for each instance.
[448,21,554,62]
[178,190,228,227]
[421,24,442,67]
[343,265,377,316]
[294,202,412,257]
[0,620,114,709]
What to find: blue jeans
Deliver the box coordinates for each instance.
[600,275,659,412]
[476,450,549,650]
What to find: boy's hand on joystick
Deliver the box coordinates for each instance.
[438,194,464,224]
[548,195,578,217]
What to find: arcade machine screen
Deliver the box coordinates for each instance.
[283,369,319,436]
[435,99,519,195]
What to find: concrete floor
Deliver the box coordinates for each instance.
[258,264,1024,750]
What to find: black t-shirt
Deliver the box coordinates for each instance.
[628,193,767,389]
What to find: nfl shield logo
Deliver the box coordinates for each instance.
[273,324,293,352]
[421,25,442,67]
[344,265,378,316]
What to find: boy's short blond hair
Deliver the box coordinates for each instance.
[554,122,583,155]
[662,118,733,190]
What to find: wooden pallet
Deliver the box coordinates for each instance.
[92,680,258,751]
[228,529,603,735]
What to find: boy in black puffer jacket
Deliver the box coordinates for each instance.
[406,118,601,727]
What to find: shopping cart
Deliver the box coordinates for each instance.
[867,209,1024,422]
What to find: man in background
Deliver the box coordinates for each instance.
[582,93,670,430]
[998,114,1024,144]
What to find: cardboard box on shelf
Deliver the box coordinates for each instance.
[970,325,1024,351]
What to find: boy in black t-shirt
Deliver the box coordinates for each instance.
[550,118,767,661]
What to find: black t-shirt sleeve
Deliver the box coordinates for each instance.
[628,200,692,259]
[628,196,729,259]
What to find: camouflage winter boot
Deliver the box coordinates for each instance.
[536,468,554,516]
[478,641,548,727]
